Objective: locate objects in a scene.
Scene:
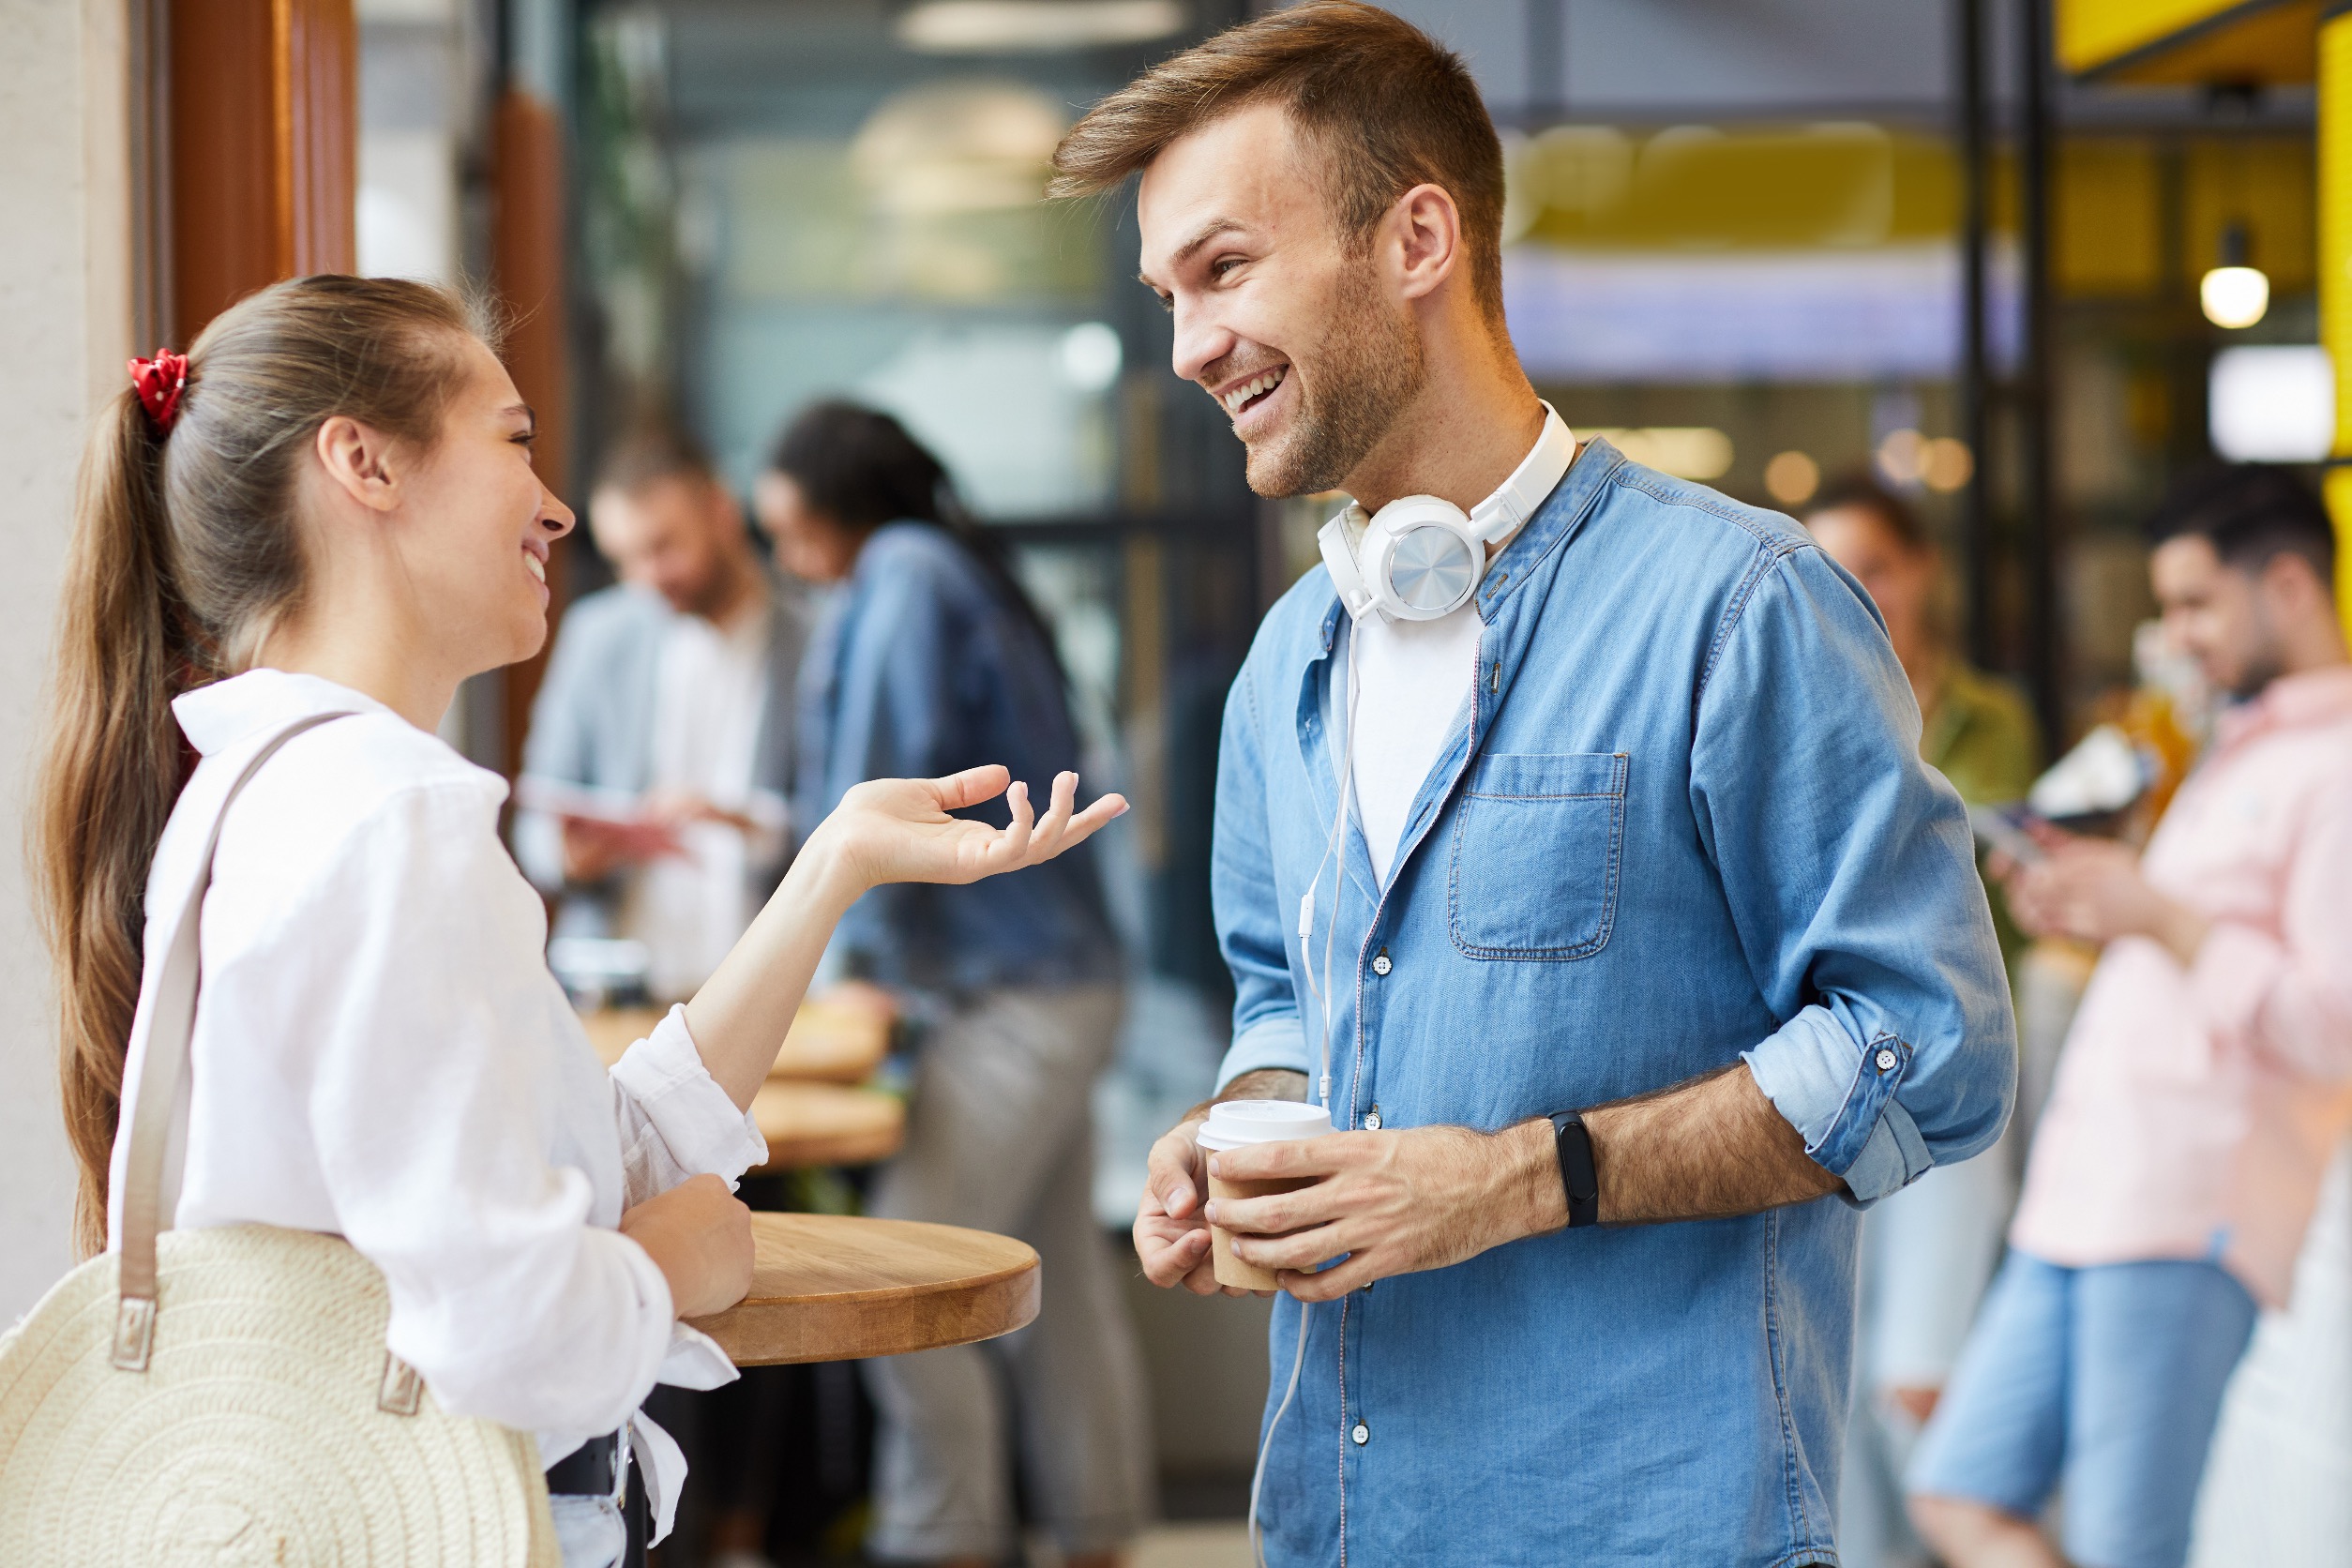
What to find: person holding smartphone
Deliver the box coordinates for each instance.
[1909,466,2352,1568]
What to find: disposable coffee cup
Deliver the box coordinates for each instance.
[1195,1101,1334,1290]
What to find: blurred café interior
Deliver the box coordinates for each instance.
[2,1,2348,1564]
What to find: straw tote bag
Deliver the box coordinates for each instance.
[0,713,558,1564]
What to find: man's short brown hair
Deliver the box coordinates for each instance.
[1049,2,1506,318]
[594,420,717,499]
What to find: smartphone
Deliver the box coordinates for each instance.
[1968,805,2047,867]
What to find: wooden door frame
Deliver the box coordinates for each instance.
[160,0,355,345]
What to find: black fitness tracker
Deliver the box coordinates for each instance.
[1550,1112,1600,1229]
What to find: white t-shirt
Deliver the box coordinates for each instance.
[622,597,787,1001]
[1345,604,1485,885]
[1339,416,1577,884]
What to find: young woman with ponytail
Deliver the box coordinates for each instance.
[30,276,1123,1568]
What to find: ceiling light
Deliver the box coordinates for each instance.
[1921,437,1973,493]
[1059,322,1123,391]
[2209,344,2332,462]
[851,83,1068,215]
[2201,264,2269,329]
[1763,450,1819,506]
[897,0,1187,54]
[1876,428,1925,487]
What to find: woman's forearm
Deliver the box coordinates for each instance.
[685,831,867,1108]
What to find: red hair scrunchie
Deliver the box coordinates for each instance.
[128,348,189,434]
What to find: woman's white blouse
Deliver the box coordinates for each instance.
[104,670,767,1501]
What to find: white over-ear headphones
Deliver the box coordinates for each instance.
[1317,403,1578,624]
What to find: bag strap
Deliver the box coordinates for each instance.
[113,710,355,1372]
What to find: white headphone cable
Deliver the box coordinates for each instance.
[1251,627,1361,1568]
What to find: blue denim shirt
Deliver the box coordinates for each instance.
[1213,441,2014,1566]
[795,522,1118,993]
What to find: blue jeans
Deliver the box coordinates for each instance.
[1907,1249,2257,1568]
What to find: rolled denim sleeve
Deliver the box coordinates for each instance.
[1212,657,1313,1093]
[1694,544,2015,1203]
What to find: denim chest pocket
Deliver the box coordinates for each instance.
[1447,751,1629,960]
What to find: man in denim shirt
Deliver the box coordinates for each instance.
[1053,7,2014,1563]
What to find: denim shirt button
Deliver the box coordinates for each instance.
[1371,951,1393,976]
[1364,1106,1383,1130]
[1351,1422,1370,1446]
[1875,1048,1898,1073]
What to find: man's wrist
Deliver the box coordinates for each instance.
[1549,1112,1601,1228]
[1507,1119,1571,1239]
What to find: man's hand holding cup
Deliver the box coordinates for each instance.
[1134,1098,1334,1297]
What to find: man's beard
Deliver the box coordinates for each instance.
[1243,262,1425,498]
[2224,644,2287,702]
[2222,601,2290,701]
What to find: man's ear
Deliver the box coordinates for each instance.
[313,415,404,516]
[1388,182,1463,303]
[2257,548,2331,619]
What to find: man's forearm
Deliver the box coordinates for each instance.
[1184,1066,1309,1123]
[1580,1063,1844,1224]
[1182,1062,1834,1244]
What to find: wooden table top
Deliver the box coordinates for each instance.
[686,1212,1040,1366]
[749,1080,904,1171]
[580,1001,890,1084]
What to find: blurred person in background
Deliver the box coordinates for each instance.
[516,425,809,1003]
[1909,465,2352,1568]
[1804,477,2038,1568]
[757,401,1148,1568]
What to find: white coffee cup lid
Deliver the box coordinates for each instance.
[1196,1100,1334,1151]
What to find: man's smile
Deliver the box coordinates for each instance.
[1212,362,1291,430]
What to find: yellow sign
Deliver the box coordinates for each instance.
[2059,0,2315,83]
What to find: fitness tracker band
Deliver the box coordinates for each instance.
[1550,1112,1600,1229]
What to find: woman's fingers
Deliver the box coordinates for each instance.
[1024,771,1080,858]
[1055,792,1128,853]
[987,778,1035,869]
[1003,775,1128,868]
[884,766,1131,882]
[929,763,1012,813]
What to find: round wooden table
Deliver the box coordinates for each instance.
[686,1213,1041,1365]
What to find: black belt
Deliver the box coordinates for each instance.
[546,1430,625,1497]
[545,1429,648,1567]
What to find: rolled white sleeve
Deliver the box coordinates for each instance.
[611,1004,770,1206]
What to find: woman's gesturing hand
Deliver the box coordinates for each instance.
[686,767,1123,1110]
[819,765,1126,894]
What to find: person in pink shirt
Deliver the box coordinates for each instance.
[1909,465,2352,1568]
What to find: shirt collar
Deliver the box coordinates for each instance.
[2217,662,2352,747]
[1316,433,1627,654]
[1337,401,1578,553]
[172,669,400,758]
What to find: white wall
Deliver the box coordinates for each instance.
[0,0,130,1317]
